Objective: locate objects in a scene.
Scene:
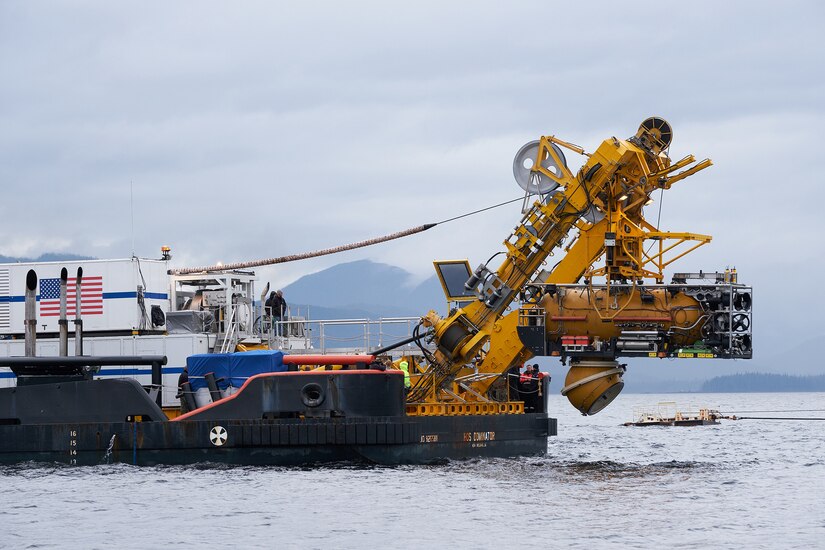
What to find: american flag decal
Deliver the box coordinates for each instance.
[40,276,104,317]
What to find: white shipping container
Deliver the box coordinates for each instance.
[0,258,170,335]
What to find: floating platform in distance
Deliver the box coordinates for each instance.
[623,402,735,427]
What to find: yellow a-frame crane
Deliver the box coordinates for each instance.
[404,118,751,415]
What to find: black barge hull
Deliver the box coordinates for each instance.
[0,413,556,466]
[0,356,556,466]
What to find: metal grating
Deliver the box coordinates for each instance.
[0,269,9,329]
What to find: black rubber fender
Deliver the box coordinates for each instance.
[301,382,325,407]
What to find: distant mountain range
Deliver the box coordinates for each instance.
[0,253,96,263]
[282,259,445,320]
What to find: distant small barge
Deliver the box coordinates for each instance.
[623,402,736,427]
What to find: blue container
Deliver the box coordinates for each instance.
[186,350,286,390]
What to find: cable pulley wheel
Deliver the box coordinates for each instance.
[513,140,568,195]
[637,117,673,151]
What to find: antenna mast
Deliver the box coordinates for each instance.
[130,180,135,257]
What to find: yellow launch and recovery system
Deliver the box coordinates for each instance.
[403,118,752,416]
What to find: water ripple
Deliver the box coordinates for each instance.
[0,392,822,549]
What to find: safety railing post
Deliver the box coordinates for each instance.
[378,318,383,349]
[320,322,326,354]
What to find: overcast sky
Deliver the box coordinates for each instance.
[1,1,823,352]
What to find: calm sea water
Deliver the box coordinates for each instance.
[1,392,823,549]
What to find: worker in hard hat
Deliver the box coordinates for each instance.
[398,359,411,394]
